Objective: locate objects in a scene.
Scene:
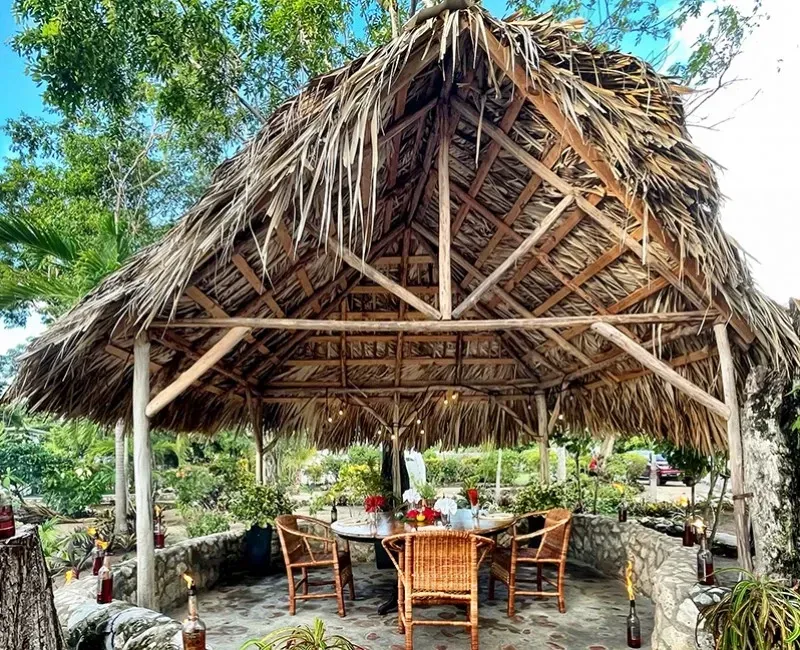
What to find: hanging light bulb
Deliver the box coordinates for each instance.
[451,391,458,401]
[416,418,422,425]
[420,429,425,435]
[327,415,333,423]
[338,408,344,416]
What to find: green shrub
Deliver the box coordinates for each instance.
[513,482,572,514]
[41,461,112,517]
[346,446,381,469]
[166,465,223,509]
[513,477,638,516]
[604,452,648,484]
[181,507,230,538]
[229,482,293,527]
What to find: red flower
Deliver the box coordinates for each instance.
[364,495,385,513]
[406,509,419,519]
[422,507,437,522]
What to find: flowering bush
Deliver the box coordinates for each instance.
[363,495,385,513]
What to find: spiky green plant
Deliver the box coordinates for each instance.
[240,619,359,649]
[698,571,800,649]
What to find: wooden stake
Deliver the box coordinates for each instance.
[713,322,752,571]
[591,322,730,420]
[438,110,452,319]
[452,194,575,318]
[146,326,251,417]
[133,333,155,610]
[536,392,549,486]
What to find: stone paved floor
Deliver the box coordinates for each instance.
[166,563,653,650]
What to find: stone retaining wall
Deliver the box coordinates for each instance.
[54,529,246,649]
[569,514,712,650]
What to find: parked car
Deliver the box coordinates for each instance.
[631,450,682,486]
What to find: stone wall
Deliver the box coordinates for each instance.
[569,514,711,650]
[54,529,246,649]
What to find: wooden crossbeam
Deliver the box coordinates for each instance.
[590,322,729,419]
[283,357,519,368]
[328,236,441,320]
[452,195,575,318]
[395,230,411,386]
[479,29,755,346]
[582,347,716,389]
[154,311,711,332]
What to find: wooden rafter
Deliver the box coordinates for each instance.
[231,253,286,317]
[282,357,519,368]
[582,347,716,390]
[478,29,755,346]
[437,107,453,319]
[274,219,321,312]
[395,229,411,386]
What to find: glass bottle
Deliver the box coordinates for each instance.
[96,555,113,604]
[626,600,642,648]
[682,519,695,547]
[91,541,105,575]
[0,487,15,540]
[154,518,166,549]
[618,501,628,523]
[696,531,715,585]
[182,584,207,650]
[467,488,479,518]
[330,503,338,524]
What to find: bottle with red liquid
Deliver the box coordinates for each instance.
[626,600,642,648]
[467,488,479,518]
[0,486,15,539]
[154,518,166,549]
[91,541,104,575]
[682,519,695,547]
[96,554,113,604]
[618,501,628,523]
[182,583,207,650]
[696,530,715,586]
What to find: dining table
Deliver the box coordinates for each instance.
[331,508,516,614]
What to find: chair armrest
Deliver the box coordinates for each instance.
[514,519,568,542]
[381,534,406,574]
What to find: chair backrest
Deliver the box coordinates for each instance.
[275,514,305,565]
[537,508,572,561]
[399,531,492,595]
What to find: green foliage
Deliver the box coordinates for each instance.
[513,482,572,515]
[660,444,711,484]
[698,571,800,649]
[513,476,638,516]
[604,452,649,484]
[310,462,383,513]
[241,618,355,649]
[0,427,60,497]
[346,445,381,469]
[229,482,292,528]
[41,463,112,518]
[181,507,230,538]
[165,465,223,509]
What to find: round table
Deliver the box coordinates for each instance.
[331,509,515,614]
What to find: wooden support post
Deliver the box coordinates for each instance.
[392,394,402,500]
[113,418,127,536]
[714,322,753,571]
[535,392,549,486]
[133,333,155,610]
[0,526,64,650]
[248,391,264,484]
[146,326,251,418]
[438,109,452,319]
[556,447,567,483]
[591,322,731,420]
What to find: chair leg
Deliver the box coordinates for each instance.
[286,568,297,615]
[348,574,356,600]
[397,579,405,633]
[557,565,566,614]
[488,575,495,600]
[302,568,309,595]
[404,622,413,650]
[536,564,543,593]
[470,596,479,650]
[507,574,516,617]
[333,569,346,617]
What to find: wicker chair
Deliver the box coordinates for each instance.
[383,530,495,650]
[274,514,355,617]
[488,508,572,615]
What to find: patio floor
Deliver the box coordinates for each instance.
[165,563,653,650]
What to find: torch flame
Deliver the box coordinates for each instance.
[155,505,162,516]
[693,518,706,534]
[87,526,97,537]
[97,539,110,551]
[625,561,635,601]
[65,569,74,584]
[182,574,194,589]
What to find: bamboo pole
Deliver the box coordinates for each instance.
[113,419,127,536]
[535,392,549,485]
[145,326,251,417]
[713,322,752,571]
[153,312,712,332]
[591,322,730,420]
[438,110,452,319]
[132,333,155,610]
[452,195,575,318]
[392,394,402,500]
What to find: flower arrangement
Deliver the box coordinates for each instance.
[363,495,385,513]
[404,506,437,525]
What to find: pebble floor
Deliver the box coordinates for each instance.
[166,563,653,650]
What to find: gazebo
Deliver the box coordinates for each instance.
[9,2,799,612]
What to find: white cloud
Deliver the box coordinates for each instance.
[675,0,800,305]
[0,314,46,354]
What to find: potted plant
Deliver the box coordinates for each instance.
[698,571,800,649]
[241,618,361,649]
[416,482,437,507]
[230,482,292,575]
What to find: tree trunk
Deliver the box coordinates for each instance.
[114,418,127,536]
[741,366,800,577]
[0,525,64,650]
[556,447,567,482]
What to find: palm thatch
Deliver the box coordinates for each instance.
[7,4,800,452]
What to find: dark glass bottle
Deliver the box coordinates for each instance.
[91,542,104,575]
[96,555,113,604]
[0,488,15,539]
[182,585,207,650]
[626,600,642,648]
[154,519,166,549]
[696,532,715,585]
[682,520,695,547]
[330,503,338,524]
[618,502,628,523]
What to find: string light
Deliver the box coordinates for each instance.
[327,416,333,423]
[338,408,344,416]
[451,391,458,401]
[416,418,422,425]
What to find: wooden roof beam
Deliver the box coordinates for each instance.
[478,29,755,346]
[231,254,286,317]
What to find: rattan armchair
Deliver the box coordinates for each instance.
[275,514,355,617]
[383,530,495,650]
[488,508,572,615]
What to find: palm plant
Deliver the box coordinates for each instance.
[240,619,360,649]
[698,571,800,649]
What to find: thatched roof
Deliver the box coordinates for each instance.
[8,4,800,452]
